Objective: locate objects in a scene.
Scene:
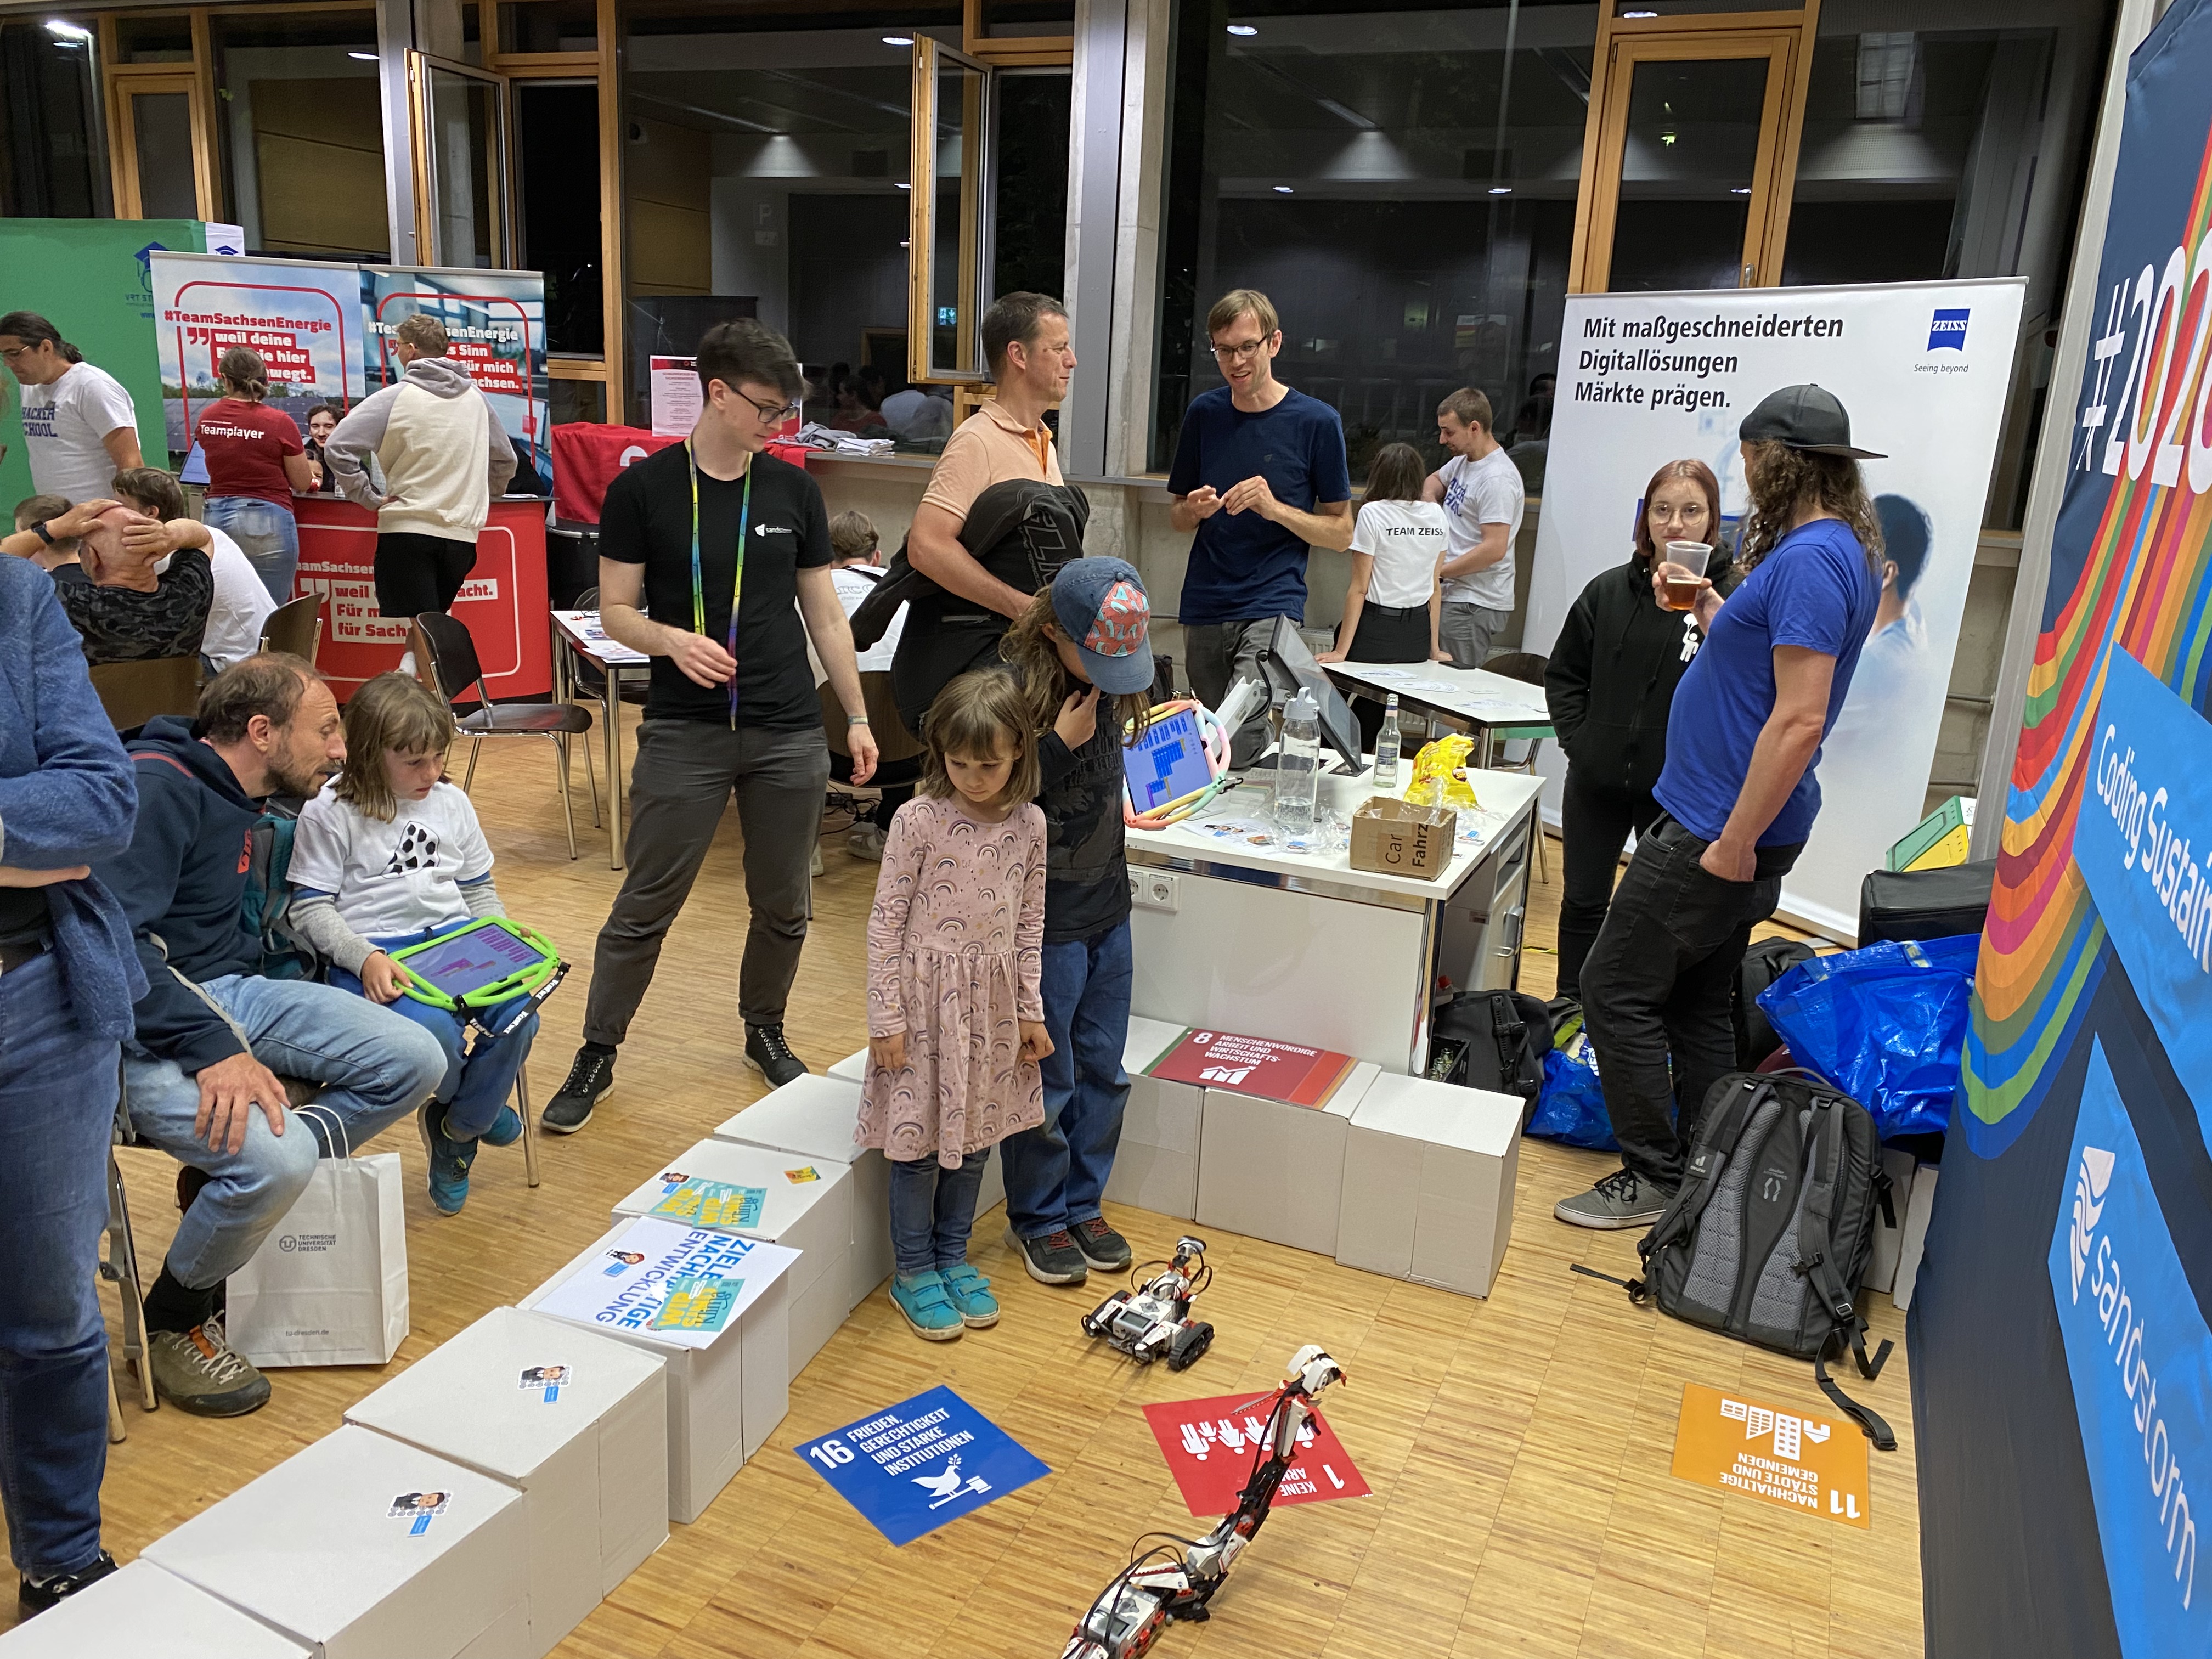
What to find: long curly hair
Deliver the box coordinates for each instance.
[1000,590,1152,747]
[1736,442,1883,574]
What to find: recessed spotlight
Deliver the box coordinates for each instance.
[1272,185,1293,194]
[882,34,914,46]
[896,182,911,190]
[1488,186,1512,195]
[44,18,92,40]
[1623,9,1658,16]
[348,50,377,60]
[1227,24,1258,36]
[1730,186,1751,194]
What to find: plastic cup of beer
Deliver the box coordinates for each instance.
[1660,540,1713,612]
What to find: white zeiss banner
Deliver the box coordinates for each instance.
[1523,276,2027,940]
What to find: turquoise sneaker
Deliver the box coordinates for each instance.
[939,1263,999,1328]
[888,1271,963,1341]
[478,1106,525,1148]
[416,1102,478,1217]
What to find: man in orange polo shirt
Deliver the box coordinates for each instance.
[890,291,1077,731]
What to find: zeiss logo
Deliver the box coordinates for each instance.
[2072,1143,2117,1300]
[1928,309,1971,351]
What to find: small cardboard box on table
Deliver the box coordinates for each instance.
[519,1216,798,1525]
[1180,1030,1381,1256]
[1336,1071,1522,1297]
[715,1073,892,1310]
[0,1560,309,1657]
[610,1138,854,1381]
[343,1306,669,1655]
[816,1057,1008,1221]
[1104,1015,1201,1218]
[142,1424,529,1659]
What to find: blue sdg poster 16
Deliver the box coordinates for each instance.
[795,1386,1049,1545]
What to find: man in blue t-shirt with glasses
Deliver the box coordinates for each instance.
[1557,385,1885,1231]
[1167,289,1351,764]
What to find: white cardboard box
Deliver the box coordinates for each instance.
[1104,1015,1201,1219]
[1194,1062,1380,1256]
[143,1424,528,1659]
[1336,1073,1522,1297]
[1893,1161,1940,1311]
[343,1307,668,1656]
[520,1221,792,1524]
[611,1139,855,1381]
[0,1560,309,1657]
[828,1048,867,1083]
[715,1074,889,1309]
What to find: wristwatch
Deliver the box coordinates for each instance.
[848,714,871,725]
[30,520,53,546]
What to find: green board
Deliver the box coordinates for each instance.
[0,218,211,511]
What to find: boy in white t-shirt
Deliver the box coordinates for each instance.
[1425,387,1526,669]
[1,312,142,505]
[111,467,275,671]
[287,673,538,1216]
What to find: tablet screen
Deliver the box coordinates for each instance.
[403,925,546,999]
[1122,707,1214,812]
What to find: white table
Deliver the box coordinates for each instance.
[1324,661,1551,765]
[551,610,651,870]
[1124,764,1542,1075]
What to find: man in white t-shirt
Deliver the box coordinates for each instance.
[111,469,277,672]
[1,312,143,505]
[825,509,911,859]
[1425,387,1525,669]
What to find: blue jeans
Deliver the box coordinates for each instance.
[888,1149,990,1276]
[122,975,447,1290]
[1002,920,1133,1239]
[204,496,300,605]
[0,953,118,1578]
[328,930,539,1142]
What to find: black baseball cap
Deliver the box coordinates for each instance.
[1738,383,1885,460]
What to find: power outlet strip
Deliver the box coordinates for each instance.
[1130,870,1180,912]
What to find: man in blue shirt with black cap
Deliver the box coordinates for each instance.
[1557,385,1885,1229]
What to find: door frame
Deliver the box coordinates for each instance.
[406,48,512,269]
[100,13,222,221]
[909,36,994,387]
[1567,3,1823,294]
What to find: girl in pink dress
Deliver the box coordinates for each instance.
[859,670,1052,1340]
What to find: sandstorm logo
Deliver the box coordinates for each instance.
[2072,1144,2118,1300]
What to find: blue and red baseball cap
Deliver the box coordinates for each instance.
[1050,556,1154,696]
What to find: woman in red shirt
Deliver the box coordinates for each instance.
[196,346,314,602]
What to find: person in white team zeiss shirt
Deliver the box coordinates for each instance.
[0,312,142,506]
[1425,386,1525,669]
[826,508,911,860]
[323,313,515,628]
[110,468,275,673]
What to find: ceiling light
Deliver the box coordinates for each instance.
[1227,23,1258,36]
[882,34,914,46]
[348,50,377,60]
[1488,186,1512,195]
[1272,185,1293,194]
[44,18,92,40]
[1731,187,1750,194]
[1623,9,1658,16]
[896,182,911,190]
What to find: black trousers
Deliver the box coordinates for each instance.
[375,532,479,619]
[1580,815,1798,1189]
[1555,767,1661,1000]
[1338,602,1430,750]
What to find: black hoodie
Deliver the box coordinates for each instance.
[1544,554,1725,799]
[90,716,264,1071]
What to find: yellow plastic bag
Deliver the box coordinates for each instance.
[1405,734,1480,811]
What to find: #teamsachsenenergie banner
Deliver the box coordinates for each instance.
[1523,276,2027,940]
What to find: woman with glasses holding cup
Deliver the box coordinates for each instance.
[1542,458,1727,1002]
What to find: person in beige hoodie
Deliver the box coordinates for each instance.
[324,314,516,623]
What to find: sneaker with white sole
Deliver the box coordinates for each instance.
[847,821,887,860]
[544,1047,614,1135]
[1554,1167,1675,1230]
[889,1270,963,1340]
[744,1023,808,1087]
[148,1324,270,1416]
[1069,1216,1132,1271]
[1005,1225,1088,1285]
[18,1551,118,1620]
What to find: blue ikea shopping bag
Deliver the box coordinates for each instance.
[1527,1032,1617,1151]
[1756,933,1979,1138]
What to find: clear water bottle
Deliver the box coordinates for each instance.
[1373,693,1403,793]
[1276,687,1321,839]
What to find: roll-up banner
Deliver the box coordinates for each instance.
[1523,276,2026,941]
[363,266,550,495]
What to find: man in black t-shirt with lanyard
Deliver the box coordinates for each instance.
[545,321,878,1129]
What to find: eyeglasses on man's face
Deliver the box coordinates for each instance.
[1208,334,1277,364]
[736,388,800,424]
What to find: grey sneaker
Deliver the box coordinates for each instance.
[148,1324,271,1416]
[1554,1167,1675,1230]
[848,821,887,861]
[1005,1225,1088,1286]
[1069,1216,1132,1271]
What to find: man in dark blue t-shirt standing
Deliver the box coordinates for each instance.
[1167,289,1352,763]
[1558,385,1884,1229]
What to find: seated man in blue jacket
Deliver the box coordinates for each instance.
[92,654,445,1417]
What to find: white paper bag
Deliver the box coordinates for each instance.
[228,1107,410,1367]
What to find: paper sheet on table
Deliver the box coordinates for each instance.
[553,610,650,665]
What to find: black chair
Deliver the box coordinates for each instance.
[414,611,597,860]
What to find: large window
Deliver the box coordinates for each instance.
[1150,0,1598,483]
[0,18,107,216]
[210,9,389,259]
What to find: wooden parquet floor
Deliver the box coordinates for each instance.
[14,709,1923,1657]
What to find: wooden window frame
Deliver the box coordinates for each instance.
[100,15,221,219]
[962,0,1073,68]
[909,36,993,388]
[1566,2,1822,295]
[406,49,514,269]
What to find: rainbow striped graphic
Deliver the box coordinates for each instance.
[1964,109,2212,1155]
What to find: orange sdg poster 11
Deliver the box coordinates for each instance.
[1671,1383,1870,1528]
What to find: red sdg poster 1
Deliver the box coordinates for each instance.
[1142,1393,1369,1517]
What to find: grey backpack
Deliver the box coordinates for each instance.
[1627,1070,1899,1447]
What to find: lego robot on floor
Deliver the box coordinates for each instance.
[1059,1345,1347,1658]
[1079,1235,1214,1370]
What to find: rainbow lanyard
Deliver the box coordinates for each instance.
[686,437,752,726]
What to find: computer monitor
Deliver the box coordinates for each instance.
[1257,617,1366,774]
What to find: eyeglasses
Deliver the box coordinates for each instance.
[1208,337,1274,364]
[735,389,799,424]
[0,344,33,361]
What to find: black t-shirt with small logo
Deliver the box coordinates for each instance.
[598,443,832,728]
